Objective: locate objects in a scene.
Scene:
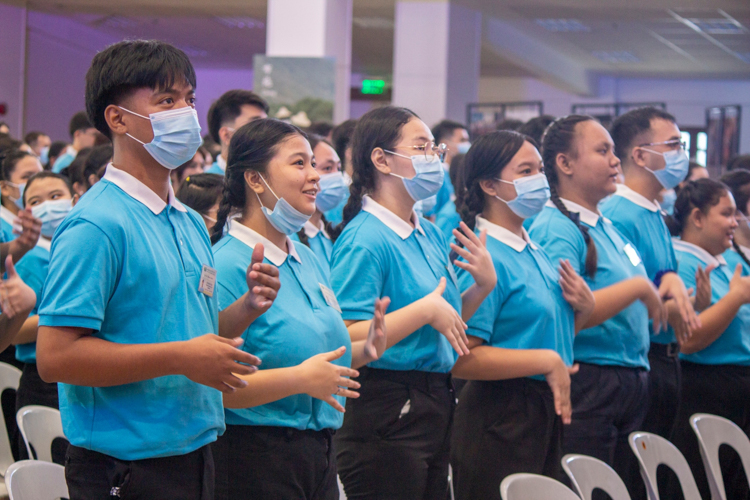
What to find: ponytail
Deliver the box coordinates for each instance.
[667,178,729,238]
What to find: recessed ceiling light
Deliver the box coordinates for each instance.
[592,51,640,63]
[214,17,265,29]
[535,19,591,32]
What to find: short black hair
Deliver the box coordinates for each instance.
[86,40,197,139]
[60,147,92,179]
[22,171,74,207]
[71,144,112,190]
[727,154,750,172]
[23,131,47,147]
[307,121,335,137]
[331,119,357,162]
[610,107,676,164]
[517,115,556,145]
[207,90,269,144]
[431,120,467,144]
[177,173,224,215]
[0,136,21,161]
[69,111,94,138]
[1,149,34,181]
[48,141,68,159]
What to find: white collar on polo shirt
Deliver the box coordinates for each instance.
[216,155,227,172]
[362,195,425,240]
[36,237,51,252]
[475,216,536,253]
[614,184,660,213]
[228,219,301,266]
[303,219,330,240]
[672,239,726,267]
[545,198,609,227]
[103,164,187,215]
[0,206,15,226]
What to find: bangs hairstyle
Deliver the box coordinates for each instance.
[22,171,74,207]
[85,40,197,139]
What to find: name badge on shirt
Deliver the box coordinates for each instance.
[320,283,342,313]
[446,264,459,289]
[623,243,642,267]
[198,265,217,297]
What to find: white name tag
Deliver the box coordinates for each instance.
[320,283,342,313]
[623,243,642,267]
[198,265,217,297]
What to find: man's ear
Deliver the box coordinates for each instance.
[104,105,128,136]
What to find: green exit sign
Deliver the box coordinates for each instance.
[362,79,386,95]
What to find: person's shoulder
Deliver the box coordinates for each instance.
[529,206,580,240]
[601,196,645,224]
[65,180,132,229]
[335,211,383,248]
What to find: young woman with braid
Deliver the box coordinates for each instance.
[449,130,594,500]
[668,178,750,499]
[209,118,390,499]
[721,169,750,273]
[329,106,495,499]
[528,115,667,497]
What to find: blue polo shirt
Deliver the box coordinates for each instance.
[214,221,351,430]
[1,206,16,242]
[435,198,460,239]
[457,217,575,380]
[529,199,650,369]
[601,185,678,344]
[675,240,750,366]
[51,147,76,174]
[205,156,226,176]
[14,238,51,363]
[324,191,349,225]
[330,196,462,373]
[38,164,224,461]
[291,220,334,277]
[724,245,750,276]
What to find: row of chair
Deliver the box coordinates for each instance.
[501,414,750,500]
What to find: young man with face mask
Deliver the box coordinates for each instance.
[36,40,280,499]
[205,90,269,175]
[51,112,99,173]
[601,107,706,500]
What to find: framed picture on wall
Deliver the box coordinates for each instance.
[466,101,543,138]
[721,105,741,167]
[571,102,667,129]
[706,107,724,178]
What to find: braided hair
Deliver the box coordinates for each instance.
[210,118,307,244]
[458,131,531,232]
[541,115,599,278]
[720,170,750,267]
[332,106,418,240]
[297,133,335,247]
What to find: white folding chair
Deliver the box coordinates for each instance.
[500,473,580,500]
[5,460,68,500]
[448,464,455,500]
[629,431,701,500]
[0,363,21,476]
[16,406,64,463]
[690,413,750,500]
[562,454,631,500]
[338,475,346,499]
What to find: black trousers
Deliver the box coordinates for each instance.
[15,362,66,462]
[0,345,22,461]
[670,361,750,500]
[335,367,455,500]
[451,377,562,500]
[65,443,214,500]
[212,424,337,500]
[563,363,649,500]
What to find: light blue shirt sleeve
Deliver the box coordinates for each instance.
[331,243,383,321]
[457,263,501,343]
[530,216,586,276]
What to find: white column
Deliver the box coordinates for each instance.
[266,0,353,123]
[392,1,481,128]
[0,4,27,137]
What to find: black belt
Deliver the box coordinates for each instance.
[358,367,452,391]
[651,342,680,358]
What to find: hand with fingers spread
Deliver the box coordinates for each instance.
[558,260,594,316]
[297,347,361,413]
[541,351,578,424]
[0,255,36,319]
[693,264,715,312]
[450,222,496,293]
[179,335,261,393]
[420,278,471,356]
[244,243,281,314]
[658,272,700,333]
[363,297,391,363]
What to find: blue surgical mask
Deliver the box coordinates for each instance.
[255,175,312,235]
[316,172,349,212]
[8,182,26,209]
[421,194,438,215]
[386,153,445,202]
[31,198,73,238]
[457,142,471,155]
[495,173,550,219]
[39,147,49,166]
[642,148,690,190]
[120,106,202,170]
[660,189,677,215]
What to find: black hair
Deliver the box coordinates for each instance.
[458,131,532,232]
[177,173,224,216]
[1,149,35,181]
[431,120,467,145]
[22,171,74,207]
[0,137,21,161]
[85,40,197,139]
[610,107,676,166]
[296,134,335,247]
[333,106,418,239]
[23,131,46,147]
[497,119,524,132]
[307,122,335,138]
[48,141,67,159]
[71,145,112,191]
[667,179,729,238]
[542,114,599,278]
[727,154,750,172]
[331,119,358,165]
[171,148,206,185]
[211,119,307,244]
[68,111,94,139]
[207,90,269,144]
[518,115,556,145]
[450,153,466,204]
[720,170,750,267]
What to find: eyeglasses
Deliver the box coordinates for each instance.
[638,139,686,150]
[386,142,448,162]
